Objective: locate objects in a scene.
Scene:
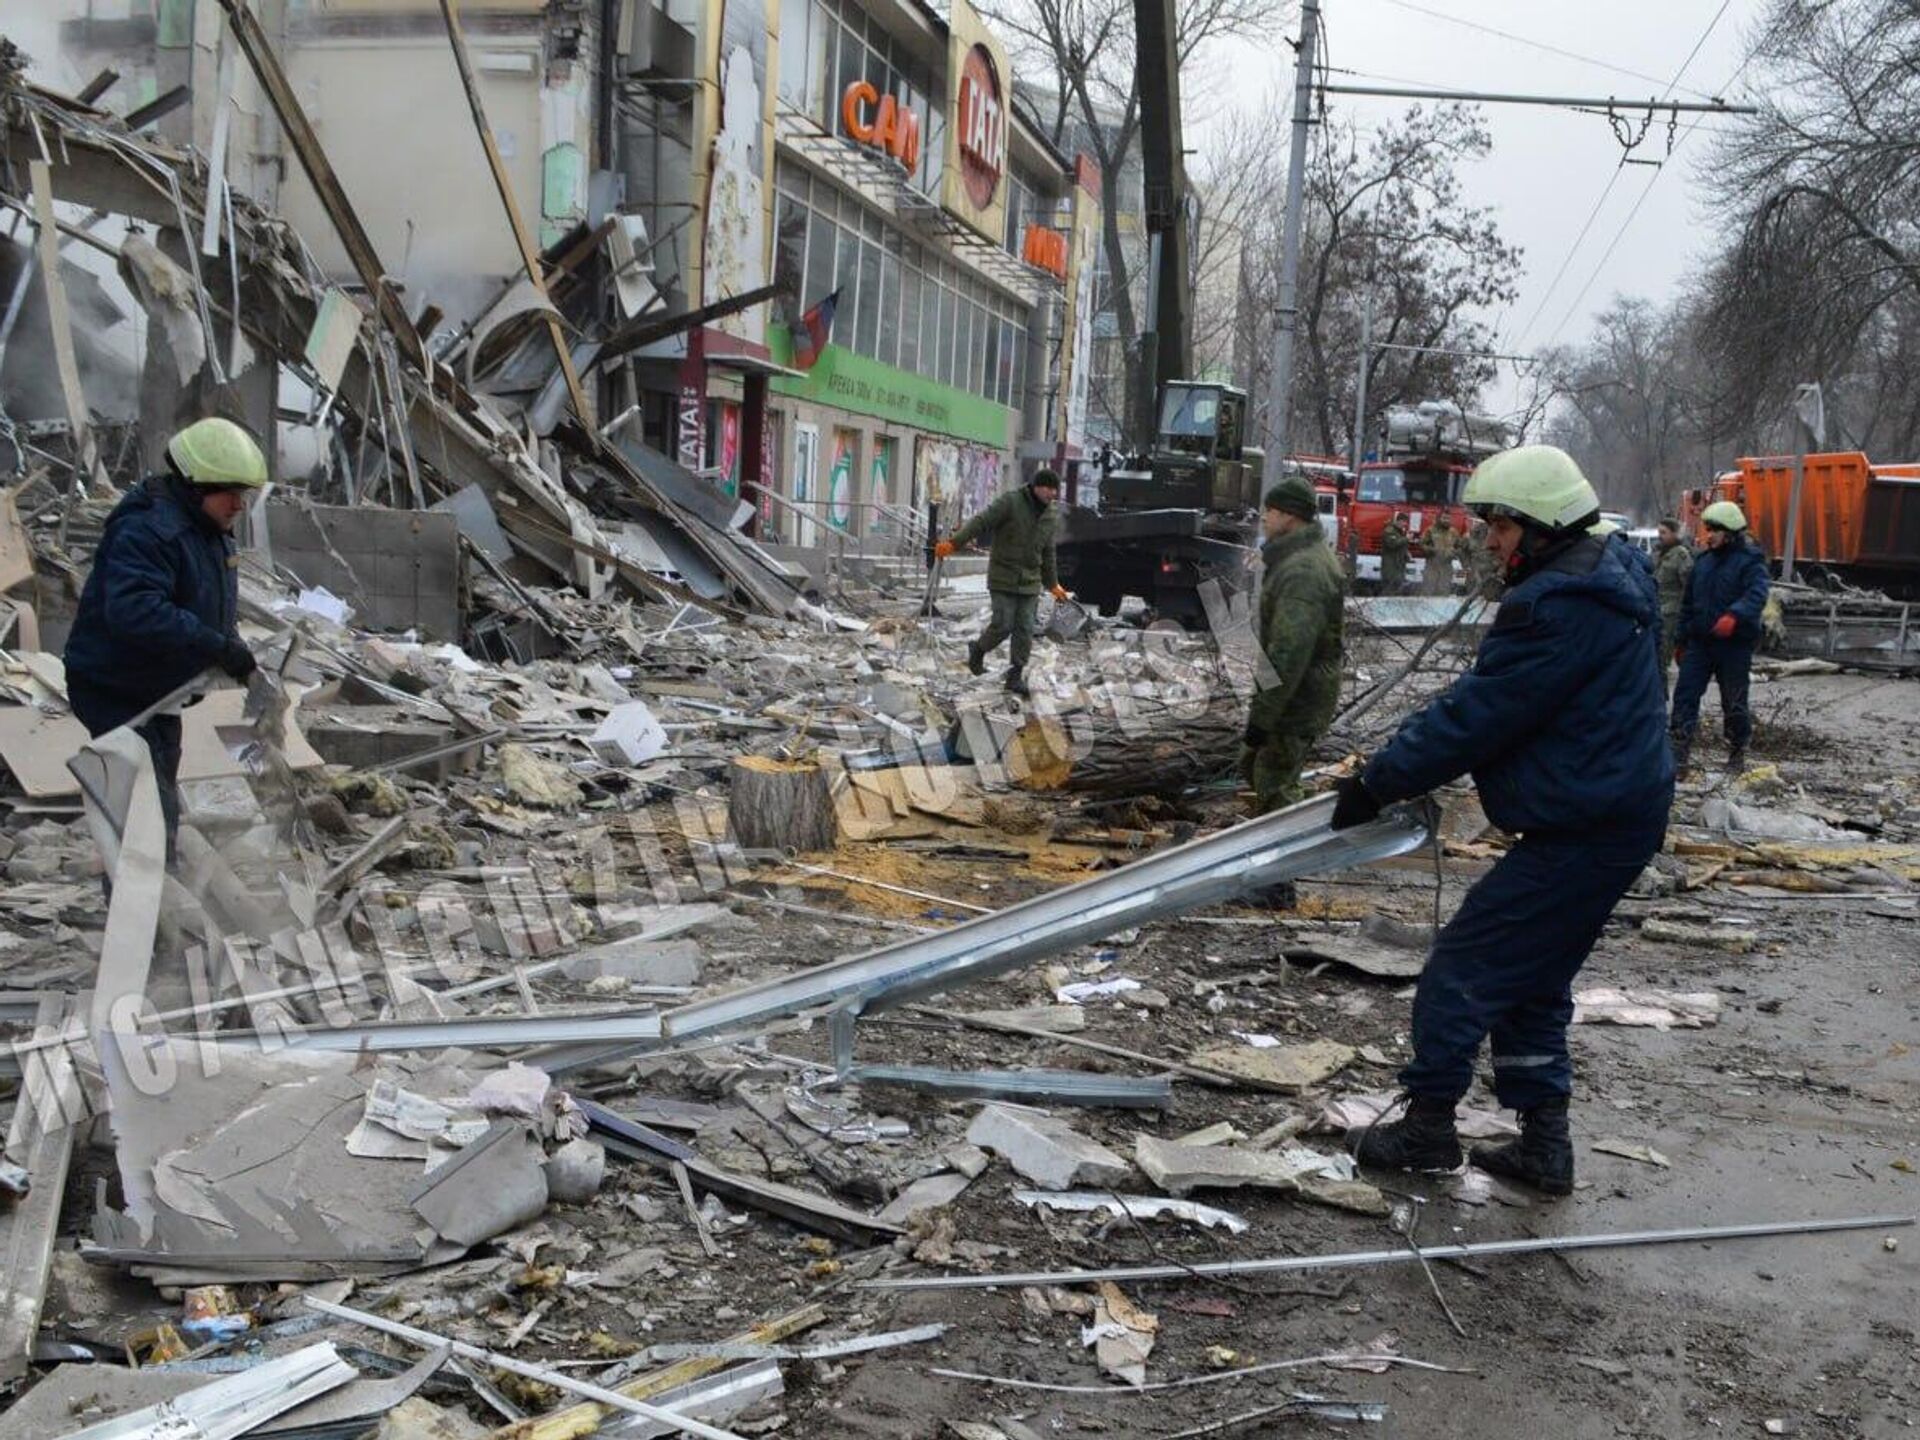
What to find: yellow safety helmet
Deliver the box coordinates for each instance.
[1461,445,1600,532]
[167,417,268,489]
[1700,500,1748,532]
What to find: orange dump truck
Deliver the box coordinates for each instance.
[1681,452,1920,597]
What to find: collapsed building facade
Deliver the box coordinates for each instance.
[5,0,1104,609]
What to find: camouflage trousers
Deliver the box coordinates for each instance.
[1243,729,1315,815]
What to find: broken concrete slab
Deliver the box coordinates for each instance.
[1135,1134,1337,1196]
[558,936,703,986]
[1573,987,1722,1029]
[967,1104,1130,1192]
[877,1171,974,1225]
[1283,934,1427,980]
[1189,1038,1356,1091]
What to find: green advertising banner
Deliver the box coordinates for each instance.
[768,332,1013,449]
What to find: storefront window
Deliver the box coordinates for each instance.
[981,315,1000,405]
[834,221,861,334]
[806,0,832,127]
[898,265,922,374]
[877,250,900,367]
[856,236,882,356]
[937,284,957,387]
[803,208,834,309]
[779,0,809,109]
[967,301,986,395]
[834,21,863,128]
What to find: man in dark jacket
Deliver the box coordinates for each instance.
[1670,501,1768,774]
[1330,446,1673,1195]
[1653,517,1693,675]
[935,468,1067,698]
[65,417,265,851]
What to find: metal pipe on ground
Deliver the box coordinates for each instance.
[854,1213,1916,1291]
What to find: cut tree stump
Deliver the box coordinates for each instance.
[729,755,837,851]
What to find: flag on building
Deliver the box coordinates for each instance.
[792,289,840,371]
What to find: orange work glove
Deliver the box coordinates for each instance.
[1711,613,1737,639]
[933,540,955,560]
[1050,583,1071,602]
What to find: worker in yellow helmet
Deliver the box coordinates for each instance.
[64,418,267,852]
[1333,446,1672,1196]
[1669,500,1769,775]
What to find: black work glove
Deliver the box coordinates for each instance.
[1330,775,1383,831]
[219,636,258,681]
[1243,718,1267,749]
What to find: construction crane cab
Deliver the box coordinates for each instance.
[1100,382,1262,514]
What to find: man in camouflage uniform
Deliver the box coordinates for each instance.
[1244,475,1347,818]
[1422,512,1459,595]
[1653,516,1693,676]
[1380,513,1410,593]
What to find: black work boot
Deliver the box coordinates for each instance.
[1669,731,1693,776]
[1348,1094,1462,1174]
[1726,745,1748,775]
[965,642,986,676]
[1004,667,1030,698]
[1472,1097,1575,1197]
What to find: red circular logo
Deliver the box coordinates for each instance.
[957,44,1004,211]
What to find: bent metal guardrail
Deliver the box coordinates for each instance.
[540,791,1432,1073]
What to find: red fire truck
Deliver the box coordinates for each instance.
[1344,404,1511,588]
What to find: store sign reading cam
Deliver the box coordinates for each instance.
[843,82,921,172]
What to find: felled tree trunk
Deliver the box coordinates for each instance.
[1011,695,1244,798]
[729,755,837,851]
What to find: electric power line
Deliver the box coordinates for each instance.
[1540,41,1763,348]
[1509,0,1737,350]
[1373,0,1720,104]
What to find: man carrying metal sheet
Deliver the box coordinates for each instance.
[1328,446,1673,1195]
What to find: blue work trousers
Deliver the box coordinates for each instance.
[1400,824,1664,1110]
[1669,638,1754,750]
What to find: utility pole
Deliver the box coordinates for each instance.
[1263,0,1319,464]
[1781,382,1824,583]
[1349,289,1374,476]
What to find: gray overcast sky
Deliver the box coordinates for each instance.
[1200,0,1762,418]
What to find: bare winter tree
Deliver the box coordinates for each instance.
[985,0,1290,440]
[1700,0,1920,439]
[1538,296,1729,521]
[1228,101,1522,460]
